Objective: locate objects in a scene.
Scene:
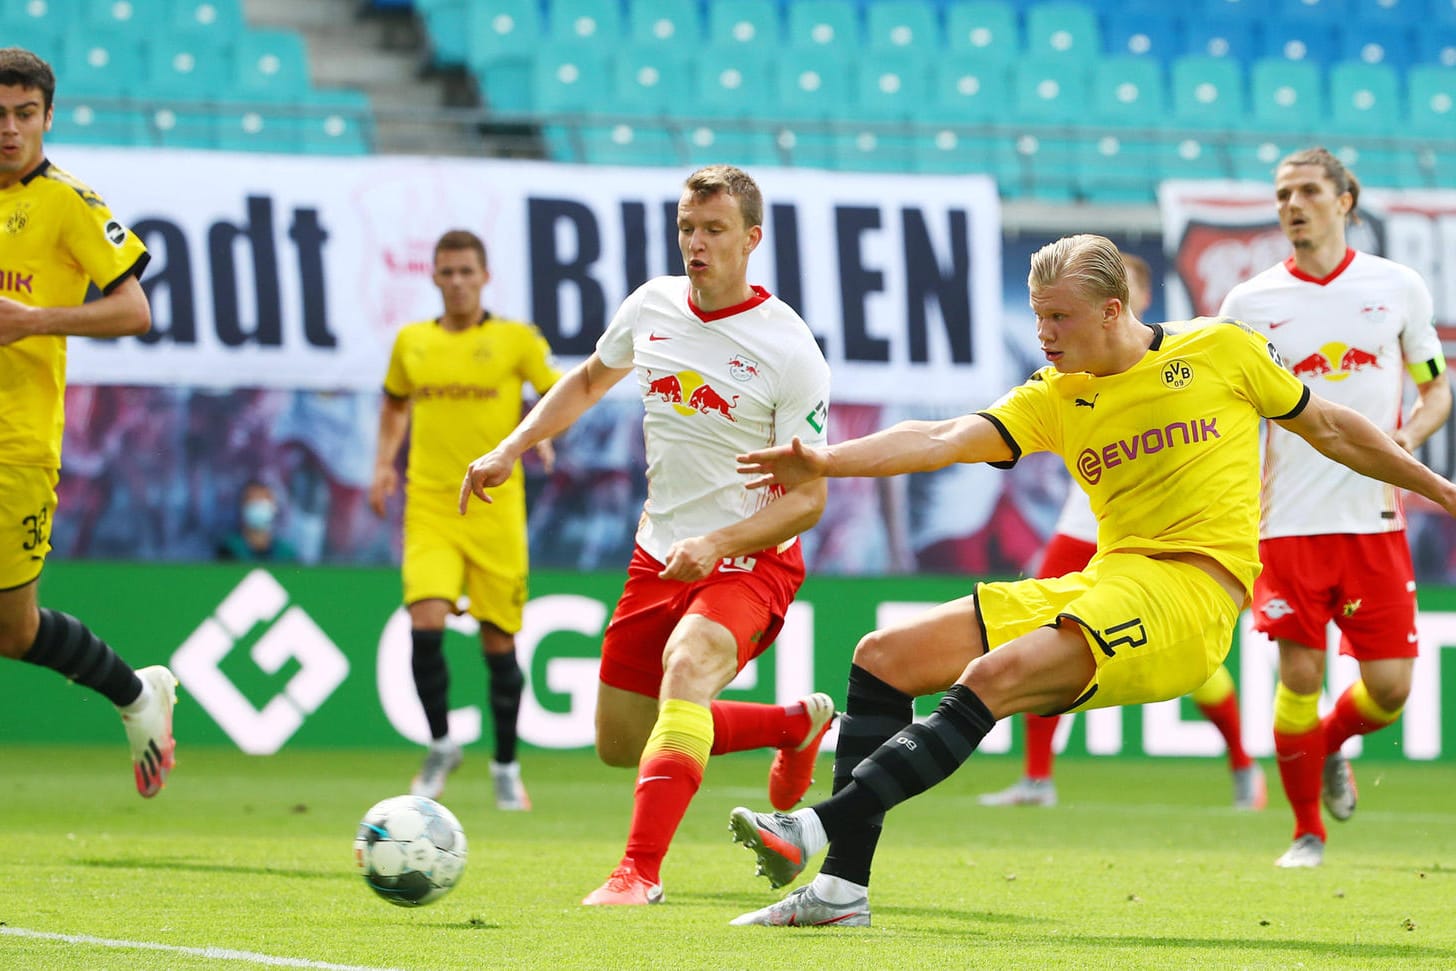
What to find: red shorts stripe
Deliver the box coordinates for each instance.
[1252,532,1418,660]
[599,543,805,698]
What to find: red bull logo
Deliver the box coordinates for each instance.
[1289,342,1382,382]
[645,370,739,422]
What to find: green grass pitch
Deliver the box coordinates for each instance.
[3,746,1454,970]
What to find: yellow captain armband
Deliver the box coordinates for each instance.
[1408,355,1447,385]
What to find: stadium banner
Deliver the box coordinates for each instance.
[57,148,1005,406]
[9,562,1456,762]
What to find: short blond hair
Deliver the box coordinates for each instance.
[1029,234,1129,307]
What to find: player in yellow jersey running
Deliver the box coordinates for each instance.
[370,229,561,810]
[0,47,177,798]
[726,234,1456,927]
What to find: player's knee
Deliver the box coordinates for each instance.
[594,734,641,768]
[851,628,901,680]
[1365,674,1411,714]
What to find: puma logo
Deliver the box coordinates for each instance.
[1074,395,1099,409]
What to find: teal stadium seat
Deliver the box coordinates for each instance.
[707,0,781,46]
[1182,16,1258,62]
[1153,134,1230,182]
[626,0,702,47]
[590,46,685,168]
[839,52,930,172]
[865,0,942,54]
[1327,60,1401,133]
[1335,23,1414,67]
[1012,57,1090,122]
[168,0,245,39]
[1023,0,1101,61]
[149,101,219,148]
[1228,133,1299,182]
[59,33,145,97]
[467,0,543,113]
[1077,132,1159,202]
[1103,12,1184,61]
[1170,55,1249,128]
[212,94,303,153]
[142,35,234,99]
[1082,57,1164,200]
[532,43,610,161]
[943,0,1019,63]
[1414,28,1456,68]
[1248,57,1326,130]
[787,0,861,49]
[682,46,780,166]
[548,0,623,44]
[1257,19,1336,65]
[232,28,312,101]
[1406,64,1456,134]
[1089,55,1167,125]
[1350,0,1422,25]
[414,0,467,68]
[49,98,150,146]
[79,0,166,39]
[774,47,853,168]
[917,56,1016,183]
[297,88,373,155]
[1323,140,1425,188]
[1,0,69,59]
[1274,0,1345,23]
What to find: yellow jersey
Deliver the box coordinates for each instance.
[0,160,150,467]
[383,313,561,495]
[982,319,1309,597]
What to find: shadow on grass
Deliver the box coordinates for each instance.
[78,857,336,881]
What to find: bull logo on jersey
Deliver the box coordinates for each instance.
[1361,304,1390,325]
[645,369,739,422]
[727,354,760,382]
[1288,342,1382,382]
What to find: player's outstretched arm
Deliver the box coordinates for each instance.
[738,413,1013,490]
[1278,394,1456,517]
[0,275,150,346]
[459,353,631,511]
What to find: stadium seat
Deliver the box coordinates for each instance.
[465,0,540,113]
[1182,16,1259,61]
[943,0,1019,62]
[1406,64,1456,134]
[1088,56,1167,126]
[1325,142,1424,187]
[142,34,234,99]
[168,0,245,39]
[1334,22,1414,66]
[1274,0,1347,22]
[1153,134,1231,182]
[926,56,1012,124]
[865,0,942,53]
[691,44,776,119]
[149,102,219,148]
[414,0,467,67]
[548,0,623,43]
[787,0,861,49]
[1257,19,1336,64]
[1328,60,1401,133]
[1077,132,1159,204]
[1169,54,1249,127]
[1023,1,1101,60]
[1,0,75,31]
[1249,57,1326,128]
[707,0,782,46]
[855,51,932,120]
[1012,57,1091,123]
[1011,133,1080,201]
[1413,28,1456,68]
[49,98,150,147]
[1228,134,1299,181]
[232,29,313,101]
[912,129,1017,187]
[678,121,780,168]
[1348,0,1423,24]
[774,47,853,120]
[531,43,610,113]
[834,126,919,172]
[298,88,374,155]
[1102,11,1184,61]
[1198,0,1259,18]
[576,122,679,168]
[610,45,690,117]
[79,0,166,38]
[626,0,702,47]
[58,34,144,98]
[212,95,303,153]
[0,18,63,62]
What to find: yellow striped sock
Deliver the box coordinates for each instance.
[642,698,713,768]
[1351,679,1403,724]
[1274,682,1321,735]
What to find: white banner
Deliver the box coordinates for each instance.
[60,149,1005,405]
[1158,179,1456,337]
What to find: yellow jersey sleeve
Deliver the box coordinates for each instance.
[978,369,1061,466]
[516,322,562,396]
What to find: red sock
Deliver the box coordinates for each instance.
[1323,685,1397,753]
[1274,727,1326,842]
[1024,713,1060,780]
[710,700,808,755]
[1197,694,1252,771]
[621,751,703,885]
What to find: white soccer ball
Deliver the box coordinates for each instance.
[354,795,468,907]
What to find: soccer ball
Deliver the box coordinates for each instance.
[354,795,468,907]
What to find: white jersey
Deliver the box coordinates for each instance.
[1219,249,1444,538]
[597,277,832,563]
[1052,484,1099,543]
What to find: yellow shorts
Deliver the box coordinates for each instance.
[0,465,58,590]
[402,486,528,634]
[976,552,1238,714]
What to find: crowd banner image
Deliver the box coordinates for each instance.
[59,148,1006,408]
[10,563,1456,762]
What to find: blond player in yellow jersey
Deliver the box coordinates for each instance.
[370,230,561,810]
[725,234,1456,928]
[0,47,177,797]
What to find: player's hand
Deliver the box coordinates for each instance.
[737,437,829,490]
[459,449,514,512]
[368,466,397,517]
[534,438,557,475]
[1392,428,1415,453]
[0,295,38,347]
[658,536,720,582]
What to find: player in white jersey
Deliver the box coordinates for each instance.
[460,165,835,907]
[981,253,1264,811]
[1219,147,1451,869]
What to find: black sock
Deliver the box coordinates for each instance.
[411,629,449,741]
[815,684,996,843]
[22,608,142,707]
[485,650,524,764]
[821,664,914,888]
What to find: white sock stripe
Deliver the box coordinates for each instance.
[0,927,406,971]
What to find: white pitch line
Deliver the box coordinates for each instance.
[0,927,407,971]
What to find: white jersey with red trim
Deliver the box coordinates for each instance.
[1052,485,1099,544]
[596,276,831,563]
[1219,248,1443,538]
